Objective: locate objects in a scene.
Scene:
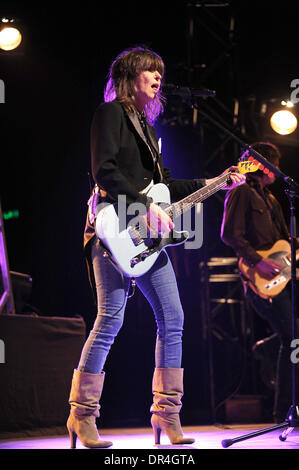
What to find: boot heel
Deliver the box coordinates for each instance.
[69,429,77,449]
[152,423,161,444]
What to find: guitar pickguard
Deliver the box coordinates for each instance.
[130,229,189,268]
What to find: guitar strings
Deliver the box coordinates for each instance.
[129,172,231,242]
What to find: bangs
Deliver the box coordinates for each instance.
[140,52,164,76]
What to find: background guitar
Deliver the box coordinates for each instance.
[239,239,299,299]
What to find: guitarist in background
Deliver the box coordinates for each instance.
[66,46,244,449]
[221,141,297,422]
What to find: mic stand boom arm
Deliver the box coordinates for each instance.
[192,101,299,189]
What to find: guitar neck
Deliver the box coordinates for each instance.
[165,171,232,219]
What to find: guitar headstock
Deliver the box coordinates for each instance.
[237,160,260,174]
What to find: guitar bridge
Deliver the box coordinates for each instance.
[130,246,158,267]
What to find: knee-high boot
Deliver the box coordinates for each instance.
[66,369,113,448]
[150,367,195,445]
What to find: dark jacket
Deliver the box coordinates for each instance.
[84,100,205,248]
[221,179,289,267]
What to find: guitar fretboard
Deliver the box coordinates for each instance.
[165,171,232,220]
[128,171,232,243]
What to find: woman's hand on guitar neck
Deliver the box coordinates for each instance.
[206,166,246,190]
[256,258,282,280]
[221,166,246,189]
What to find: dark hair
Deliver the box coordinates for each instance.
[104,46,166,124]
[242,141,281,179]
[250,141,281,163]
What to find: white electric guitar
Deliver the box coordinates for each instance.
[95,162,257,277]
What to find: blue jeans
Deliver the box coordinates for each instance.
[77,239,184,373]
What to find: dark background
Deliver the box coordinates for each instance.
[1,0,299,428]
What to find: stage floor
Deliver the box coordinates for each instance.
[1,423,299,450]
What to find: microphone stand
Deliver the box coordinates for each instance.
[221,183,299,448]
[187,98,299,446]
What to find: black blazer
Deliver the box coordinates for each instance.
[84,100,205,247]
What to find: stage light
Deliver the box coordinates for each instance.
[270,109,297,135]
[0,17,22,51]
[281,100,294,108]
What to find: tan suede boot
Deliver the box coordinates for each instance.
[150,367,195,445]
[67,369,113,448]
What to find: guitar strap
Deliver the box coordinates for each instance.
[136,111,164,183]
[250,180,283,238]
[87,185,104,225]
[137,111,158,165]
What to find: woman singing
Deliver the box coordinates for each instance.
[66,46,244,448]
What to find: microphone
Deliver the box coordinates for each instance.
[162,84,216,99]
